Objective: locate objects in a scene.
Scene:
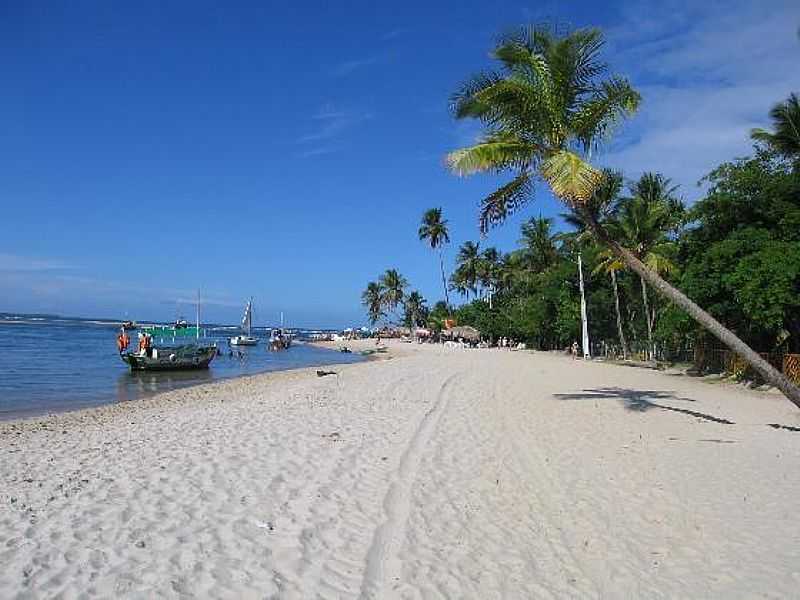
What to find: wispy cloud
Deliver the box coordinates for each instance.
[329,56,380,77]
[381,28,410,41]
[297,146,340,158]
[598,0,800,200]
[296,104,373,157]
[0,253,74,272]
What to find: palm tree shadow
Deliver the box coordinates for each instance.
[554,387,735,425]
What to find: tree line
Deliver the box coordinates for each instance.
[363,25,800,407]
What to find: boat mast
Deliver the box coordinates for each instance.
[248,297,253,336]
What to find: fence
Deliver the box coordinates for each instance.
[596,339,800,385]
[693,344,800,385]
[596,340,694,363]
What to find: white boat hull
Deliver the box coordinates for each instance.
[230,336,258,346]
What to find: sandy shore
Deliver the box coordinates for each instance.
[2,341,800,598]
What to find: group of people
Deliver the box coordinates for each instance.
[498,337,526,350]
[116,329,155,356]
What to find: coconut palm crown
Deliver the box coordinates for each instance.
[447,25,640,233]
[751,93,800,159]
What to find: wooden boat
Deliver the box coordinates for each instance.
[121,343,217,371]
[120,291,216,371]
[267,312,292,351]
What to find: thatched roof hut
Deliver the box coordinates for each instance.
[444,325,481,341]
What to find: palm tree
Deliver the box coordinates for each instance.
[565,170,629,359]
[610,175,680,361]
[418,208,451,310]
[447,25,800,406]
[478,246,501,306]
[379,269,408,320]
[451,241,481,298]
[448,26,640,232]
[519,216,558,273]
[751,93,800,159]
[404,291,428,328]
[361,281,385,325]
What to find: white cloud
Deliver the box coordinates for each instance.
[599,0,800,200]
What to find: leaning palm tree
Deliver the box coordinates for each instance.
[379,269,408,321]
[361,281,385,325]
[418,208,452,310]
[447,25,800,406]
[751,93,800,159]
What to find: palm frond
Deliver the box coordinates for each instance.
[571,76,641,151]
[750,93,800,157]
[445,135,537,176]
[539,149,602,203]
[450,71,505,119]
[478,171,534,234]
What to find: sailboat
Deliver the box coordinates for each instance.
[230,298,258,346]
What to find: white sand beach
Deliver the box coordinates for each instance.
[2,341,800,598]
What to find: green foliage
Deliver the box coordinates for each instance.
[418,208,450,249]
[403,291,429,328]
[680,151,800,351]
[751,93,800,159]
[447,25,639,233]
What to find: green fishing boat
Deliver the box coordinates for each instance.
[119,292,218,371]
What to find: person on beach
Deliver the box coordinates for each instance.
[571,341,579,359]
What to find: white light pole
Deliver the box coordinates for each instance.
[578,253,591,359]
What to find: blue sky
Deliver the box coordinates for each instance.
[2,0,798,327]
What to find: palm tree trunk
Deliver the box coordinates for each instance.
[584,214,800,408]
[610,270,629,359]
[438,249,450,311]
[639,276,655,361]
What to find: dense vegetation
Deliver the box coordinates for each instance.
[363,25,800,405]
[441,152,800,358]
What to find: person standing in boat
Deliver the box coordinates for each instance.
[116,329,130,354]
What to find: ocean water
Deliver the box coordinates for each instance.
[0,314,362,420]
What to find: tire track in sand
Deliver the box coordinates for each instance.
[358,372,460,600]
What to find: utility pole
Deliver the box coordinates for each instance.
[578,253,591,359]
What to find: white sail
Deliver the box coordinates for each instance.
[241,299,253,335]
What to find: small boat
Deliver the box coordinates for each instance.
[119,290,217,371]
[230,298,258,346]
[121,320,138,331]
[268,328,292,351]
[267,312,292,351]
[121,343,217,371]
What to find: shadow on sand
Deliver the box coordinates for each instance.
[554,387,735,425]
